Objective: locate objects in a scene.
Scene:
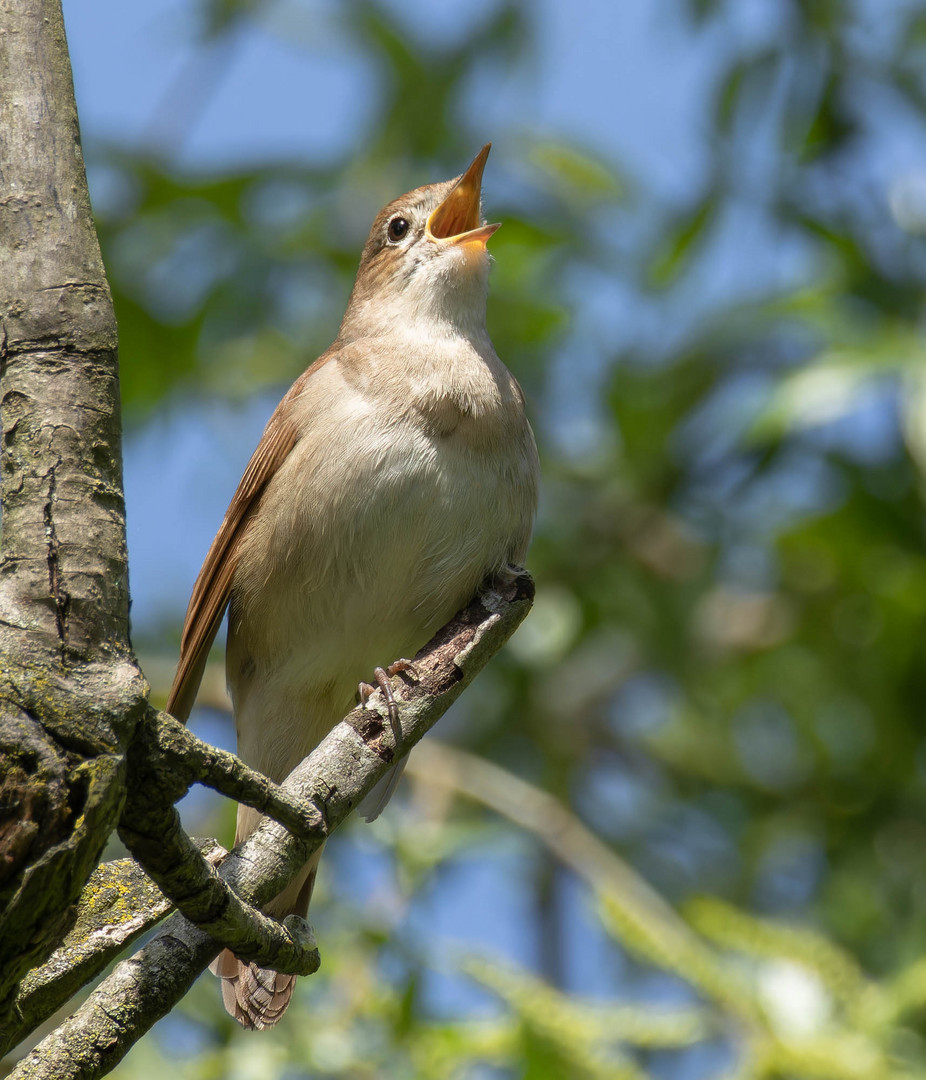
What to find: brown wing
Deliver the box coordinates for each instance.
[166,359,327,722]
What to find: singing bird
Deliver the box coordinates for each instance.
[167,145,539,1028]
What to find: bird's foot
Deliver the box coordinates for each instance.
[358,659,419,743]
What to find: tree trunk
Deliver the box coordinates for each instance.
[0,0,147,1027]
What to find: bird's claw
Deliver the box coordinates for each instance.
[358,659,418,744]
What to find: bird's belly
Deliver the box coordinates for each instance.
[228,418,531,780]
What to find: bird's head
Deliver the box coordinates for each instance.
[339,144,500,342]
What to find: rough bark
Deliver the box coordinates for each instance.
[0,0,148,1027]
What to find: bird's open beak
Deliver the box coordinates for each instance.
[427,143,501,250]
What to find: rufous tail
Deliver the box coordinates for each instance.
[211,847,321,1029]
[211,949,297,1030]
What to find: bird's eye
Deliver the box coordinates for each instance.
[387,217,410,242]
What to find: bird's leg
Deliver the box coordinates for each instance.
[358,659,419,745]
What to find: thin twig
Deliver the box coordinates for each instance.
[152,710,324,838]
[117,711,324,979]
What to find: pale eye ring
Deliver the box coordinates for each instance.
[387,217,410,243]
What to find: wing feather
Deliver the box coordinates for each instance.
[166,359,328,722]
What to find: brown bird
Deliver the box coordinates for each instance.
[167,145,539,1029]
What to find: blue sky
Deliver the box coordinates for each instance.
[66,0,709,191]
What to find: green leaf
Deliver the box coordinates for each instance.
[529,142,625,202]
[646,187,719,288]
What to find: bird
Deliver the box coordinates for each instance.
[167,144,539,1029]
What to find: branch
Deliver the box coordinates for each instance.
[4,712,332,1053]
[13,573,534,1080]
[151,711,323,837]
[117,711,324,978]
[8,849,210,1049]
[118,795,322,978]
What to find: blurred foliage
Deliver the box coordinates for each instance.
[54,0,926,1076]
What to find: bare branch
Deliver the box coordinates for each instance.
[9,853,189,1049]
[150,711,323,837]
[117,710,324,978]
[118,786,322,978]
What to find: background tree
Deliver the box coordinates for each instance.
[8,0,926,1078]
